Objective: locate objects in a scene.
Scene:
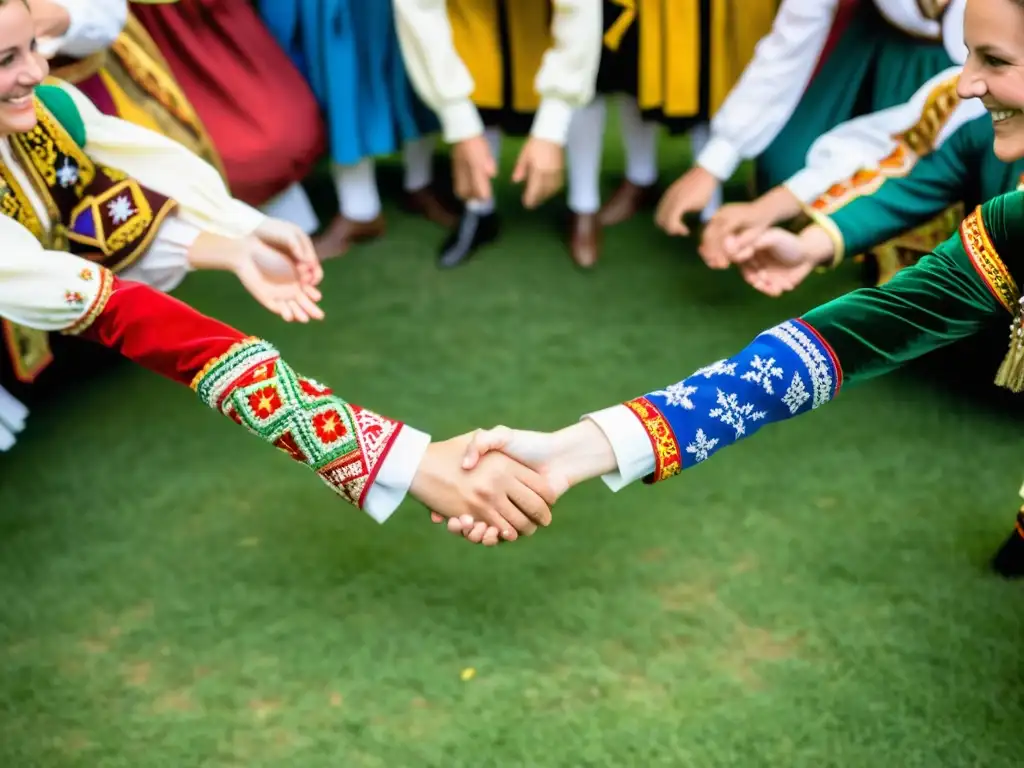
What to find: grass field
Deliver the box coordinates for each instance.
[0,127,1021,767]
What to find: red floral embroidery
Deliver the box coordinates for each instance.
[64,290,85,305]
[247,386,282,419]
[312,409,347,443]
[300,378,332,397]
[79,268,93,281]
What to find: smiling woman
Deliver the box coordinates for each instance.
[0,0,49,134]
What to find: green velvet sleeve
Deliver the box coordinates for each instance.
[802,190,1023,387]
[821,120,989,259]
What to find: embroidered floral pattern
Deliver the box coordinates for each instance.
[626,320,842,481]
[193,339,402,509]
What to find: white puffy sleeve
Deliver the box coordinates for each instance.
[36,0,128,59]
[530,0,603,145]
[52,79,266,239]
[697,0,840,182]
[0,215,114,332]
[392,0,485,144]
[784,66,981,203]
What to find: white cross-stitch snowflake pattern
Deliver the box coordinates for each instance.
[651,382,698,409]
[56,158,78,188]
[693,359,737,378]
[685,428,719,463]
[782,372,809,414]
[106,195,136,225]
[708,388,766,438]
[740,354,784,394]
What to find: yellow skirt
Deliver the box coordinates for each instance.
[598,0,779,126]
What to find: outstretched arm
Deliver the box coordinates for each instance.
[0,217,556,535]
[457,193,1020,534]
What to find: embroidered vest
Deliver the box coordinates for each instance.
[0,88,178,383]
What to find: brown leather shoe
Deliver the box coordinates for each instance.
[314,214,386,261]
[403,185,459,228]
[568,213,601,268]
[597,180,657,227]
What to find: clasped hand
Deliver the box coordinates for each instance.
[415,421,617,546]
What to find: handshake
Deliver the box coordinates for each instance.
[408,419,619,546]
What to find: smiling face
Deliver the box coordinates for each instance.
[958,0,1024,161]
[0,0,46,136]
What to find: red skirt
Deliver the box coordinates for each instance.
[131,0,325,206]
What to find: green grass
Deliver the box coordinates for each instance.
[0,128,1022,767]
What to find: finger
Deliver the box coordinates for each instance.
[661,207,690,236]
[462,425,513,469]
[507,479,554,528]
[496,495,537,537]
[466,521,488,544]
[725,228,764,261]
[276,298,295,322]
[448,516,467,535]
[302,283,323,303]
[471,167,492,203]
[285,299,310,323]
[430,511,445,524]
[511,153,528,184]
[293,290,324,321]
[454,164,471,201]
[481,526,501,546]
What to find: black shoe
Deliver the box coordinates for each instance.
[991,512,1024,578]
[437,211,499,268]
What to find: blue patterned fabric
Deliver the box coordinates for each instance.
[633,320,842,480]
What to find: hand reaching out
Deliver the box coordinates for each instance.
[452,135,498,202]
[655,167,719,236]
[254,218,322,287]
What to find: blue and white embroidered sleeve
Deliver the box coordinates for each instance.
[584,319,842,489]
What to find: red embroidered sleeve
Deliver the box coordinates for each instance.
[69,274,404,508]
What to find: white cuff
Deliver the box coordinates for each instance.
[696,136,743,182]
[582,405,655,491]
[361,424,432,524]
[530,98,575,146]
[781,169,827,205]
[438,100,486,144]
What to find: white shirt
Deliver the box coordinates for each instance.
[36,0,128,59]
[392,0,602,146]
[0,81,430,521]
[697,0,968,183]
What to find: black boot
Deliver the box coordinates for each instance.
[437,210,500,269]
[991,508,1024,578]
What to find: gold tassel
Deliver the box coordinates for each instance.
[995,301,1024,393]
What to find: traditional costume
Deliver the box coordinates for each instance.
[798,72,1024,286]
[564,0,778,264]
[0,226,427,522]
[696,0,964,199]
[393,0,602,267]
[41,1,224,177]
[258,0,455,260]
[0,81,271,450]
[130,0,326,232]
[582,190,1024,576]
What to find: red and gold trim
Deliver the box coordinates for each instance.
[63,266,114,336]
[959,205,1020,314]
[623,396,682,483]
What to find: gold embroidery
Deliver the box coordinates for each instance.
[64,267,115,336]
[1,321,52,383]
[604,0,636,51]
[623,396,682,482]
[19,98,94,196]
[959,205,1020,313]
[811,75,961,215]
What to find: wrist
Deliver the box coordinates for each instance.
[186,232,243,273]
[549,421,618,486]
[759,187,802,223]
[798,225,839,268]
